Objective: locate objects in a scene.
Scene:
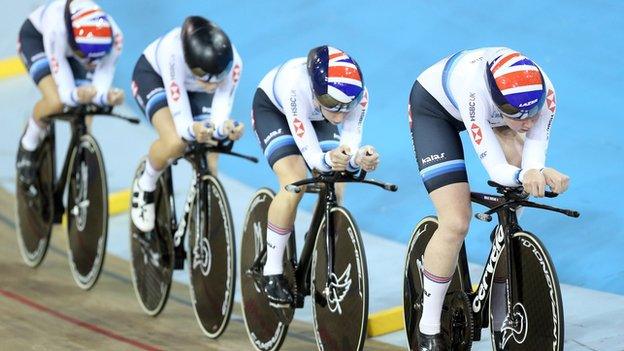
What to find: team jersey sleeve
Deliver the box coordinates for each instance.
[157,41,195,141]
[210,49,242,139]
[521,81,556,171]
[340,88,369,171]
[43,22,78,107]
[281,88,332,172]
[90,19,123,106]
[460,92,522,186]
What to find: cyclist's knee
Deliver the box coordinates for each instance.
[161,137,186,158]
[438,213,471,242]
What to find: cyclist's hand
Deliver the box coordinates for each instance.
[76,86,97,104]
[355,145,379,172]
[522,169,546,197]
[192,122,218,146]
[223,120,245,141]
[542,167,570,194]
[107,88,124,106]
[328,145,351,171]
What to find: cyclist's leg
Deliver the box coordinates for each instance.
[252,88,305,304]
[410,81,470,341]
[18,19,62,151]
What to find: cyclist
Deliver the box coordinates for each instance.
[17,0,123,185]
[130,16,244,232]
[408,47,570,350]
[252,45,379,306]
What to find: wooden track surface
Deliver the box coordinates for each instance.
[0,188,403,350]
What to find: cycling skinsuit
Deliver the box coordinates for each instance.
[131,27,242,141]
[409,47,557,192]
[252,57,368,171]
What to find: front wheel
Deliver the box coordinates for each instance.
[490,231,564,351]
[188,174,236,339]
[66,135,108,290]
[311,206,368,351]
[129,161,175,316]
[15,132,54,267]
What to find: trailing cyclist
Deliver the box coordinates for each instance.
[130,16,244,233]
[408,47,570,350]
[17,0,124,186]
[252,45,379,306]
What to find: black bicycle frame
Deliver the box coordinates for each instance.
[45,105,138,223]
[284,171,398,307]
[464,181,579,337]
[290,181,339,306]
[164,141,258,268]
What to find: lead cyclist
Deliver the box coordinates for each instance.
[408,47,570,350]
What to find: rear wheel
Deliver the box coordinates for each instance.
[66,135,108,290]
[15,132,54,267]
[490,231,564,351]
[130,161,174,316]
[311,206,368,351]
[240,188,293,351]
[189,174,236,339]
[403,216,471,350]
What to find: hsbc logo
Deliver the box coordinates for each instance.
[471,123,483,145]
[546,89,556,113]
[293,118,305,138]
[170,81,180,101]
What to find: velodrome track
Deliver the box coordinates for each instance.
[1,1,624,350]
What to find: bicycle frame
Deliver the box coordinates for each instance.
[163,141,258,269]
[291,182,338,307]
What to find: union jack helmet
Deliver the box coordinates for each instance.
[64,0,113,61]
[307,46,364,113]
[486,49,546,119]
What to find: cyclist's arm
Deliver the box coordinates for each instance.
[90,20,123,106]
[522,80,556,171]
[460,93,522,186]
[43,23,78,107]
[209,48,242,139]
[283,91,331,172]
[158,43,195,141]
[340,88,369,171]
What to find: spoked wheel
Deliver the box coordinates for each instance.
[311,206,368,351]
[188,174,236,339]
[403,216,468,350]
[490,231,564,351]
[15,132,54,267]
[66,135,108,290]
[240,188,294,351]
[129,161,175,316]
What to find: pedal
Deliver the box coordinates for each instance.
[174,246,187,270]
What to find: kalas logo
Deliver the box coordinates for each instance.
[422,153,445,164]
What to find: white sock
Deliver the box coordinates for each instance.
[138,159,162,192]
[263,222,292,276]
[491,278,507,331]
[21,117,45,151]
[419,268,452,335]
